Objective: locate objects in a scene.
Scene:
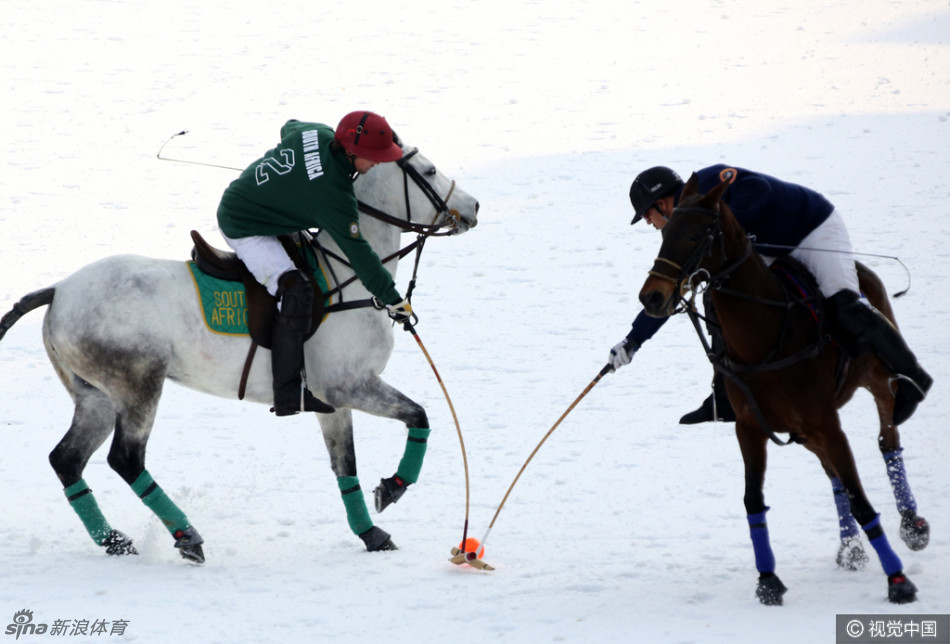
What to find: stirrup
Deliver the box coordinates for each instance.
[679,393,735,425]
[679,398,712,425]
[302,389,335,413]
[271,388,335,416]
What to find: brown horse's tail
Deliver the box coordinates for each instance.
[0,288,55,342]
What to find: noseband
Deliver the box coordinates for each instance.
[648,206,747,304]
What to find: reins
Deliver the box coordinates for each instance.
[308,147,461,314]
[661,204,829,446]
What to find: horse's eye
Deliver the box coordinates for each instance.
[424,167,437,177]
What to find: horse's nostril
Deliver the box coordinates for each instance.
[640,290,662,313]
[474,201,480,214]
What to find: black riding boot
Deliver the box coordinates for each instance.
[680,372,736,424]
[271,270,334,416]
[826,290,931,426]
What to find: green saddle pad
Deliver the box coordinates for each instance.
[187,261,331,336]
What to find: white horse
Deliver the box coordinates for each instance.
[0,142,478,563]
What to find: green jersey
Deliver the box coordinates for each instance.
[216,120,401,305]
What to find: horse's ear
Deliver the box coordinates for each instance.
[703,176,730,208]
[682,172,700,198]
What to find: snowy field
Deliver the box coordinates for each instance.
[2,1,949,642]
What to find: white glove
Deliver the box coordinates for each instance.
[385,298,413,324]
[608,340,635,371]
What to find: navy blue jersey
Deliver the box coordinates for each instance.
[623,165,834,350]
[682,165,835,255]
[623,309,668,350]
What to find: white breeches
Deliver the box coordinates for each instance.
[221,234,296,297]
[762,210,859,298]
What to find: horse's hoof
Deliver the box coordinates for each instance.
[887,572,917,604]
[899,513,930,551]
[359,526,398,552]
[101,530,138,556]
[755,573,787,606]
[373,476,407,513]
[836,537,869,571]
[174,527,205,564]
[179,543,205,564]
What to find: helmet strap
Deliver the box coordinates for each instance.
[352,112,371,146]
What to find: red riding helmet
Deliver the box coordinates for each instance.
[334,111,403,163]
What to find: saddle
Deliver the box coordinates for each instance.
[771,256,853,394]
[190,230,327,401]
[769,256,825,326]
[189,230,325,349]
[770,256,869,356]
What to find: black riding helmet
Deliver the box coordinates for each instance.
[629,166,684,224]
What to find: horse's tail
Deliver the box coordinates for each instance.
[0,288,55,342]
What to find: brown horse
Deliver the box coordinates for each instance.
[638,174,924,605]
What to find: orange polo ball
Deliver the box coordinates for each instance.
[459,537,485,557]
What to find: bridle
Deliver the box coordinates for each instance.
[355,148,462,237]
[314,147,466,310]
[647,205,753,311]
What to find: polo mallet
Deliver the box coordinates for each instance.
[452,353,622,569]
[157,130,243,172]
[400,322,491,570]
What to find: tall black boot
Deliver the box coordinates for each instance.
[271,270,334,416]
[827,290,932,426]
[680,371,736,424]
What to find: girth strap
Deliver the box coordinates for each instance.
[238,342,258,401]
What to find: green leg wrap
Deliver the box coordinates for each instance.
[337,476,373,535]
[64,480,113,545]
[395,427,431,485]
[130,470,191,535]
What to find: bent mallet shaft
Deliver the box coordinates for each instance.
[401,322,482,566]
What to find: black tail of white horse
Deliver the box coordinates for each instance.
[0,288,55,341]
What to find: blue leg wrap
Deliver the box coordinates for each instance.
[883,449,917,515]
[862,514,903,576]
[830,477,860,540]
[748,508,775,574]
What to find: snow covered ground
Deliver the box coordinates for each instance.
[1,1,948,642]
